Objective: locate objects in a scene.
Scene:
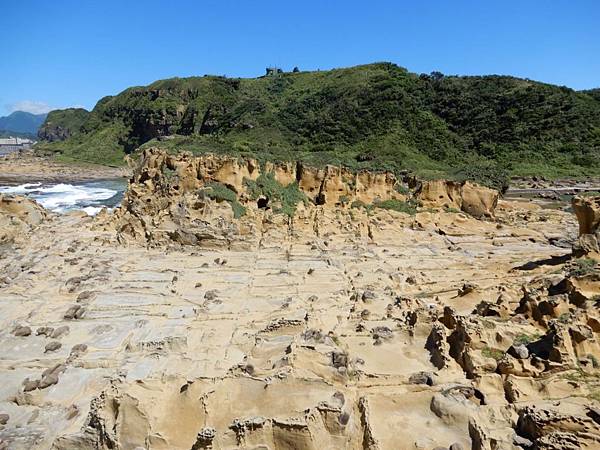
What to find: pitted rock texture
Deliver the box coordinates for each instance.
[105,148,501,249]
[414,179,499,218]
[572,195,600,256]
[2,157,600,449]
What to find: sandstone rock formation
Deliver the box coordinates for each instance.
[106,148,408,247]
[0,194,47,245]
[415,179,499,218]
[572,195,600,256]
[2,151,600,450]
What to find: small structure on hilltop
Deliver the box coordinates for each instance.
[265,67,283,76]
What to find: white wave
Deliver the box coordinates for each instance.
[0,183,42,194]
[0,182,121,214]
[35,185,117,210]
[81,206,104,216]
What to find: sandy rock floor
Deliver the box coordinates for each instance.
[2,194,596,450]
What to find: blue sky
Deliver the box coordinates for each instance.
[1,0,599,116]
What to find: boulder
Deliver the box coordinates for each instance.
[13,325,32,337]
[572,196,600,256]
[44,341,62,353]
[0,195,47,244]
[408,371,435,386]
[508,344,529,360]
[460,181,499,217]
[416,180,498,218]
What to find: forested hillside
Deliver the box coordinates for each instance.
[37,63,600,184]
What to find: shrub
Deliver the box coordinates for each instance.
[482,347,504,361]
[514,333,540,345]
[244,173,307,217]
[350,200,374,214]
[373,199,417,215]
[351,200,367,209]
[444,206,461,213]
[163,166,177,181]
[394,184,410,195]
[201,182,246,218]
[568,258,598,278]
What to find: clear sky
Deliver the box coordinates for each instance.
[1,0,599,116]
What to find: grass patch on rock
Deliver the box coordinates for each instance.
[568,258,598,278]
[244,173,307,217]
[201,182,246,218]
[351,198,417,215]
[482,347,504,361]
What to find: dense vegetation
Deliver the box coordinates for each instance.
[36,63,600,182]
[37,108,90,144]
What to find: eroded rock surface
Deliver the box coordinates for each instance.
[572,195,600,256]
[0,194,47,246]
[1,152,600,450]
[415,179,499,218]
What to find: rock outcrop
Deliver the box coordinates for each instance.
[106,148,503,248]
[0,194,47,245]
[415,179,499,218]
[572,195,600,256]
[107,148,407,247]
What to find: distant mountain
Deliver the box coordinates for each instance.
[0,111,47,136]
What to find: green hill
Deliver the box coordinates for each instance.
[38,108,89,142]
[36,63,600,184]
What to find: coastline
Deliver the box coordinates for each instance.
[0,150,130,186]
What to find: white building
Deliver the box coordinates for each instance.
[0,137,34,153]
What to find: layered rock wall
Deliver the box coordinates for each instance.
[130,147,402,206]
[109,148,501,247]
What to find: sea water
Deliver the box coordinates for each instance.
[0,179,127,215]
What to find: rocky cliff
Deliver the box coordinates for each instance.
[106,148,499,247]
